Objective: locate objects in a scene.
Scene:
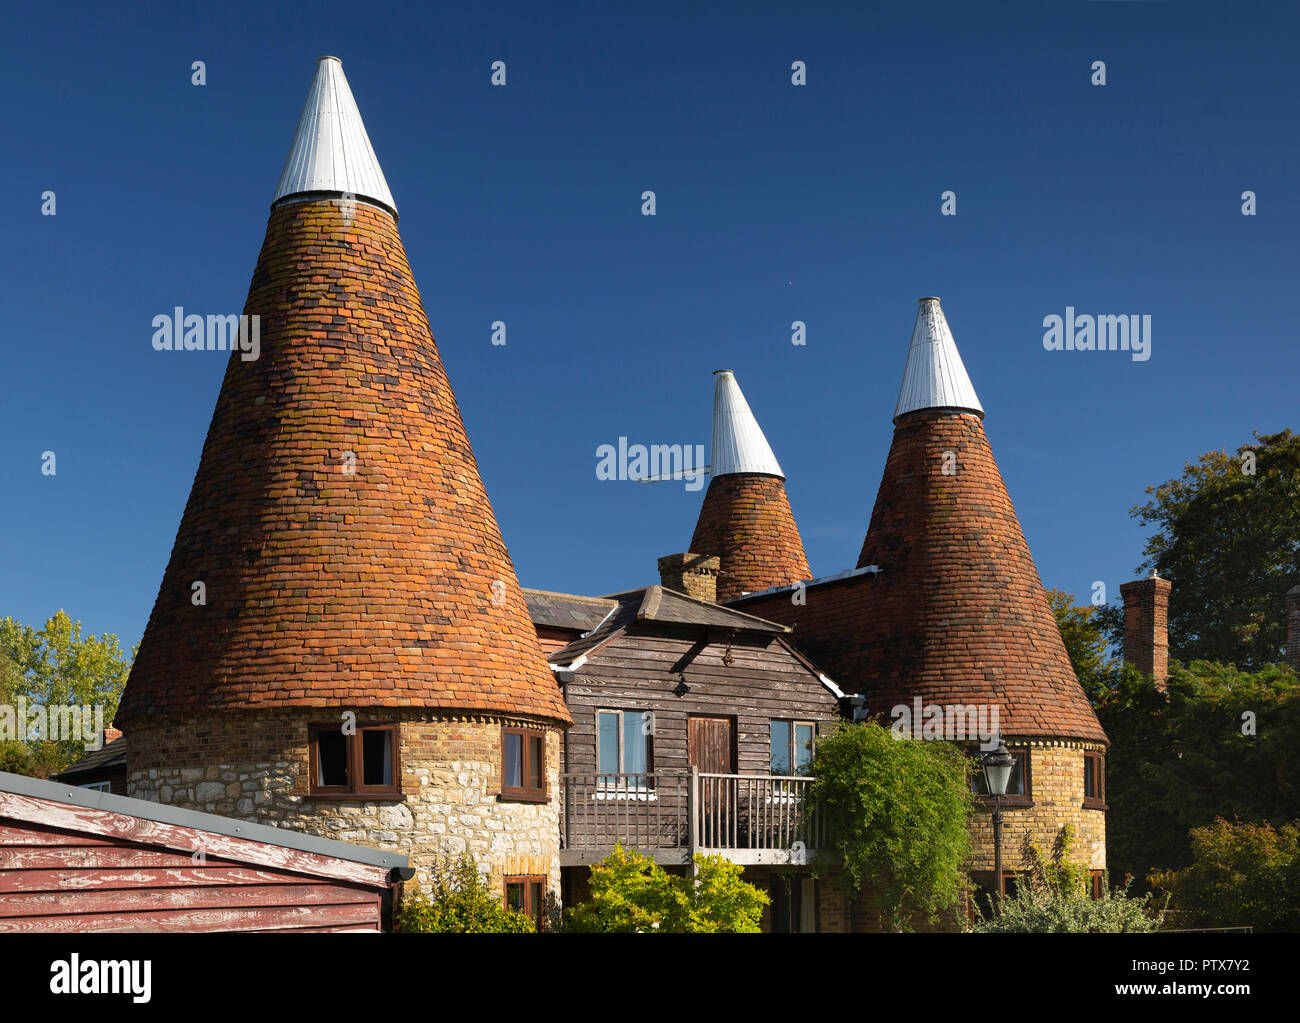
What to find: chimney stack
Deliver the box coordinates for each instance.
[658,553,720,604]
[1286,585,1300,674]
[103,726,123,745]
[1120,571,1172,686]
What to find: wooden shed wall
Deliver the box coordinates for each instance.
[0,806,389,933]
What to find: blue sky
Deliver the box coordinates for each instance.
[2,1,1297,651]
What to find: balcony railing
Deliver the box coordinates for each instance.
[559,768,822,866]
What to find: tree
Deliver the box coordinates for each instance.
[810,721,973,931]
[1151,818,1300,932]
[1097,659,1300,889]
[0,611,134,775]
[395,855,536,933]
[562,845,768,933]
[1046,588,1116,705]
[1129,428,1300,669]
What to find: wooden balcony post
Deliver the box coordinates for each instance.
[688,765,699,877]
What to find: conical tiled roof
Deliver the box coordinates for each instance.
[855,301,1101,742]
[118,60,568,727]
[690,371,810,601]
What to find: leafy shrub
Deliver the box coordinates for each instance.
[563,844,768,933]
[968,827,1165,933]
[396,855,536,933]
[1151,818,1300,932]
[810,721,973,931]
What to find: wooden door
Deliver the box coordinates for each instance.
[689,717,734,846]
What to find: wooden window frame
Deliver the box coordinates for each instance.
[967,870,1022,921]
[769,719,816,777]
[1083,751,1107,809]
[595,709,655,788]
[1089,870,1105,900]
[307,722,402,799]
[500,726,547,803]
[504,874,548,931]
[970,746,1033,807]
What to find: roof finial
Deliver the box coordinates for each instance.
[272,57,397,216]
[893,297,984,422]
[710,370,784,478]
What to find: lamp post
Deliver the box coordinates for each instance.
[980,740,1015,910]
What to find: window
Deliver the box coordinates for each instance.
[597,710,653,787]
[770,720,815,776]
[80,781,111,792]
[501,726,546,801]
[969,747,1032,805]
[770,876,817,933]
[1083,752,1106,808]
[1090,870,1105,900]
[505,875,547,931]
[968,872,1021,920]
[308,723,401,797]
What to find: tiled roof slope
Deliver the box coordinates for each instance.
[118,198,569,726]
[734,411,1106,743]
[523,589,617,633]
[690,474,811,601]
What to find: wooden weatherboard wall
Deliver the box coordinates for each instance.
[0,772,409,933]
[562,624,841,776]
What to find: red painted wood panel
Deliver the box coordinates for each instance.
[0,883,376,917]
[0,900,380,934]
[0,791,391,887]
[1,800,393,931]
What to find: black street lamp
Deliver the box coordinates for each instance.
[980,740,1015,910]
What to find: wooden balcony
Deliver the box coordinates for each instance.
[559,768,823,867]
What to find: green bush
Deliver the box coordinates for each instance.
[1151,818,1300,932]
[810,721,973,931]
[968,827,1165,933]
[395,855,536,933]
[562,844,768,933]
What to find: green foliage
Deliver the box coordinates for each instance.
[810,721,973,931]
[1046,588,1117,704]
[968,826,1165,933]
[395,855,536,933]
[562,844,768,933]
[0,611,134,776]
[1129,428,1300,669]
[1151,818,1300,932]
[1098,659,1300,888]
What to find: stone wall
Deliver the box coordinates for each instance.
[127,709,563,898]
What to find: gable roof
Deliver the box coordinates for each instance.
[547,585,789,670]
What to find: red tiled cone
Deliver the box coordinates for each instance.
[851,410,1104,742]
[690,474,812,602]
[118,200,570,727]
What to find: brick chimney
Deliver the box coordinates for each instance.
[103,726,123,745]
[1120,571,1172,686]
[1286,585,1300,674]
[658,553,720,604]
